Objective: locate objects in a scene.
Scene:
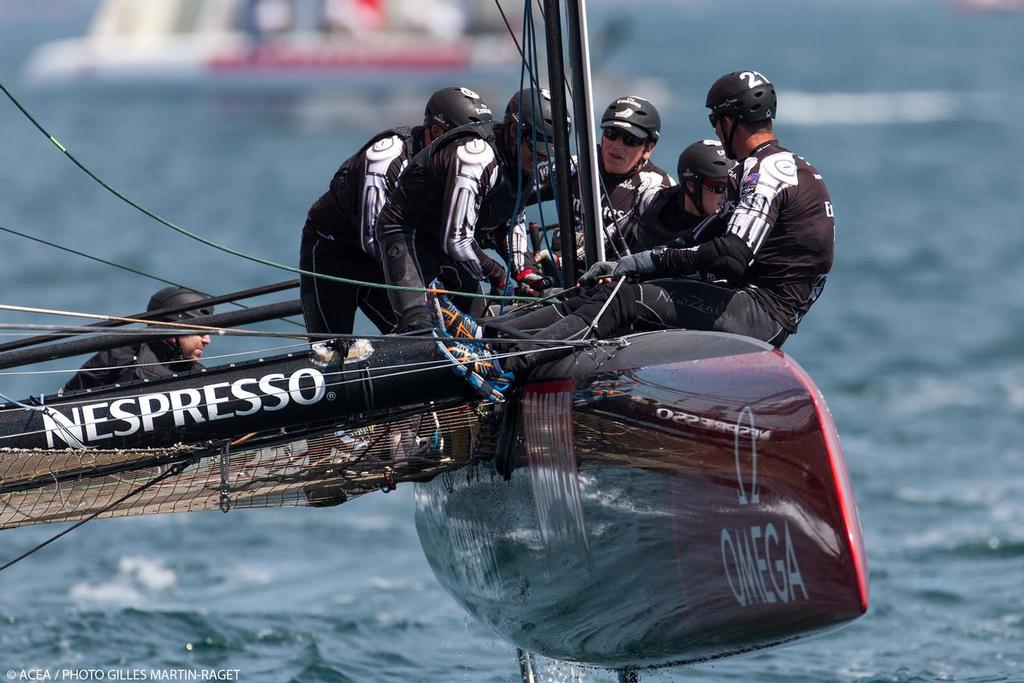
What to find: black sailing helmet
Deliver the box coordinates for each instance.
[705,70,777,125]
[706,70,776,160]
[146,286,213,322]
[678,139,735,181]
[600,95,661,142]
[503,88,560,143]
[678,139,736,216]
[423,86,493,131]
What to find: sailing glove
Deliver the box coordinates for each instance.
[579,261,615,288]
[514,268,546,296]
[612,250,657,278]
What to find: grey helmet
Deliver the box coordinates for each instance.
[677,139,735,182]
[705,70,777,124]
[424,86,493,131]
[503,88,561,142]
[600,95,661,142]
[146,286,213,321]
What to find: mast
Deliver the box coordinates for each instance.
[542,0,578,284]
[564,0,604,265]
[542,0,603,277]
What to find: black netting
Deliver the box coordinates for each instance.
[0,402,487,529]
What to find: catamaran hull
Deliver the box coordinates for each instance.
[415,331,868,669]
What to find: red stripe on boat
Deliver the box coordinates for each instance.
[780,350,870,612]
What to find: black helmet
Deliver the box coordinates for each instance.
[706,70,777,124]
[503,88,560,142]
[146,286,213,321]
[423,86,493,131]
[677,139,735,182]
[600,95,661,142]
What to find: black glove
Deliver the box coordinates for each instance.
[579,261,615,288]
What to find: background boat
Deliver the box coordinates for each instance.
[21,0,519,91]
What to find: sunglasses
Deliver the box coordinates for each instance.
[603,127,645,146]
[702,178,728,194]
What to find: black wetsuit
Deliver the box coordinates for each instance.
[299,126,425,335]
[62,340,202,393]
[496,139,834,372]
[506,153,674,281]
[627,184,706,252]
[596,154,675,258]
[376,122,522,331]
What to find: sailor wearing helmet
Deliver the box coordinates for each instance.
[298,86,493,336]
[627,139,737,252]
[62,287,213,393]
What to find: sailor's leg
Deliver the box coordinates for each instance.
[438,264,488,319]
[489,300,568,332]
[500,283,641,374]
[300,230,359,335]
[346,251,400,335]
[379,225,439,333]
[358,283,400,335]
[640,279,787,345]
[485,287,600,334]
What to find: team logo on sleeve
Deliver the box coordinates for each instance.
[738,172,762,210]
[741,172,760,196]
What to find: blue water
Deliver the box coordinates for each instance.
[1,0,1023,680]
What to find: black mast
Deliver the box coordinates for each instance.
[542,0,578,284]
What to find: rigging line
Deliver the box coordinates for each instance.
[0,82,534,306]
[0,341,312,377]
[0,323,308,339]
[0,449,203,573]
[492,0,540,93]
[583,275,626,340]
[0,321,594,349]
[0,224,187,291]
[0,304,308,339]
[0,224,304,329]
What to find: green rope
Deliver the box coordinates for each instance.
[0,81,538,304]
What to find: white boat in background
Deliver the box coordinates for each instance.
[21,0,520,90]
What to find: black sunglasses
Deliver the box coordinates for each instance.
[603,127,644,146]
[702,178,727,194]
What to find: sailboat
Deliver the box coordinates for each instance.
[0,0,868,678]
[21,0,517,90]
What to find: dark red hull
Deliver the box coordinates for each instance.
[415,330,868,669]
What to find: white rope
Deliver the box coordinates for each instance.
[582,276,626,340]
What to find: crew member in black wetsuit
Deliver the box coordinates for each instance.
[62,287,213,393]
[430,70,836,401]
[525,96,674,282]
[377,88,561,332]
[594,95,675,256]
[299,86,493,335]
[627,138,735,252]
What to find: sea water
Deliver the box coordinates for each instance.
[0,0,1021,680]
